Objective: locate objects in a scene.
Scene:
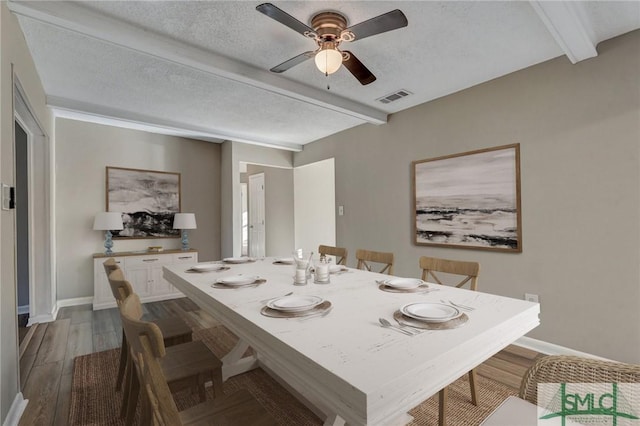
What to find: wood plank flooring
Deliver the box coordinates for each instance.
[18,298,542,425]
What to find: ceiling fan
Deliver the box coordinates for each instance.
[256,3,408,85]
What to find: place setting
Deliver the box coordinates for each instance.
[211,274,266,289]
[376,277,435,293]
[260,294,332,319]
[272,257,295,265]
[391,302,469,331]
[186,263,230,273]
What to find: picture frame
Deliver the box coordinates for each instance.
[106,166,181,239]
[412,144,522,252]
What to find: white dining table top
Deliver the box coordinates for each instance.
[164,257,540,425]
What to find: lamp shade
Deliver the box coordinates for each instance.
[173,213,197,229]
[93,212,124,231]
[315,48,343,75]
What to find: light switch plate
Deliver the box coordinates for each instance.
[2,184,10,210]
[338,206,344,216]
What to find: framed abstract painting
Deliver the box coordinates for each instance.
[106,166,181,239]
[412,144,522,252]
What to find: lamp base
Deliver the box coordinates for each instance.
[104,230,114,255]
[181,230,190,251]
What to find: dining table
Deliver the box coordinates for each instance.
[163,257,540,426]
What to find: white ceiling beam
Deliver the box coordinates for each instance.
[529,1,597,64]
[48,95,304,152]
[7,0,387,125]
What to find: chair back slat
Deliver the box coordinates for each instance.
[356,249,394,275]
[107,270,134,305]
[318,245,348,265]
[419,256,479,290]
[103,257,121,276]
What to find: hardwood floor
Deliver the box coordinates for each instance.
[18,298,542,425]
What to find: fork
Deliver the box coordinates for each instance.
[379,318,415,336]
[260,291,293,304]
[443,300,475,311]
[299,307,333,321]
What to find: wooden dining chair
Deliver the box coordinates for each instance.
[318,245,348,266]
[520,355,640,405]
[130,329,277,426]
[419,256,480,426]
[356,249,394,275]
[104,260,192,393]
[118,292,223,426]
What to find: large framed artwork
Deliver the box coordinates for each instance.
[412,144,522,252]
[106,167,181,239]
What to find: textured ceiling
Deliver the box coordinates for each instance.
[9,1,640,150]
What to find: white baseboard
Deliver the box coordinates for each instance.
[27,313,54,326]
[51,296,93,319]
[3,392,27,426]
[515,336,612,361]
[17,305,29,315]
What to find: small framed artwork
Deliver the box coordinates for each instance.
[412,144,522,252]
[106,166,181,239]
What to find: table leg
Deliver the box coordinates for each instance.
[221,338,259,381]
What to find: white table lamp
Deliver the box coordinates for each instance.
[93,212,124,254]
[173,213,197,250]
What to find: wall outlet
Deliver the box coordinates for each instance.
[524,293,539,303]
[338,205,344,216]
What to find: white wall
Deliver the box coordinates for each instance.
[55,118,221,300]
[294,158,336,254]
[0,2,54,421]
[294,31,640,363]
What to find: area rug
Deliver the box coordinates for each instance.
[70,325,516,425]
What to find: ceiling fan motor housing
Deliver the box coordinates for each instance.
[311,12,349,42]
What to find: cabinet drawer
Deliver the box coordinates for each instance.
[173,253,198,263]
[125,254,171,268]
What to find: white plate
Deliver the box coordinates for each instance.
[274,257,294,264]
[383,278,424,289]
[400,302,461,322]
[216,275,259,286]
[223,257,253,264]
[190,263,224,272]
[267,295,324,312]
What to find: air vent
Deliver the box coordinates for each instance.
[377,89,412,104]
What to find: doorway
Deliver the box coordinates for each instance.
[248,173,265,258]
[15,120,30,340]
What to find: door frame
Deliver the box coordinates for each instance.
[13,78,54,326]
[248,172,265,258]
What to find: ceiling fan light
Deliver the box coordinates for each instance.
[315,48,343,75]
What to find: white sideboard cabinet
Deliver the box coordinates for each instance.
[93,249,197,310]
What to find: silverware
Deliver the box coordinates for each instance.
[442,300,475,311]
[379,318,415,336]
[260,291,293,304]
[299,307,333,321]
[394,318,423,334]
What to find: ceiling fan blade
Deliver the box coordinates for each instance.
[342,51,376,85]
[256,3,316,37]
[270,51,316,73]
[346,9,408,41]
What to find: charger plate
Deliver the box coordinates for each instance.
[378,283,429,293]
[393,310,468,330]
[261,301,332,318]
[273,258,295,265]
[211,278,266,289]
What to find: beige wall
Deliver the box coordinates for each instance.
[0,2,54,421]
[55,118,221,300]
[246,164,294,256]
[294,31,640,363]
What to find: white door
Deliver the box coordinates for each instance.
[294,158,336,254]
[249,173,266,258]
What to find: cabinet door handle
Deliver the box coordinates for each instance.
[178,256,193,260]
[143,258,159,262]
